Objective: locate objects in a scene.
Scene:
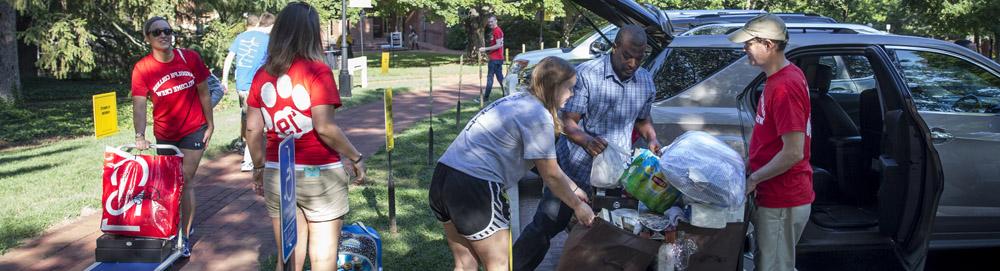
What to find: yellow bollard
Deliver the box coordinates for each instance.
[381,52,390,74]
[521,44,525,54]
[540,42,544,50]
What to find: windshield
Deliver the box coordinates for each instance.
[574,26,619,48]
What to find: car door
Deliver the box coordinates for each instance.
[871,45,945,271]
[736,45,944,271]
[885,46,1000,240]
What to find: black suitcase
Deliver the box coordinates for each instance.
[94,234,176,263]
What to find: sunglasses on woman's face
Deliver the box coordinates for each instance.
[148,28,174,37]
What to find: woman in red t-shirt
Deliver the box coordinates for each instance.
[245,3,366,270]
[130,16,214,257]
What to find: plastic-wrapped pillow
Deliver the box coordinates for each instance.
[659,131,745,208]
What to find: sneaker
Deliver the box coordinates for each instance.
[182,238,191,257]
[241,161,254,172]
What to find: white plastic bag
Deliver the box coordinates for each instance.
[589,143,630,188]
[659,131,745,208]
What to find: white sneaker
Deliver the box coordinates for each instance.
[241,161,254,172]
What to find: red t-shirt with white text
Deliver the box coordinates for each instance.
[247,58,343,165]
[749,64,814,208]
[489,26,504,61]
[131,49,210,141]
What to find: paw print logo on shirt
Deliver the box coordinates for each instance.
[260,75,313,139]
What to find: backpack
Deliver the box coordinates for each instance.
[175,48,225,108]
[337,222,382,271]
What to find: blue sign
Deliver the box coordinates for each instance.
[278,137,297,263]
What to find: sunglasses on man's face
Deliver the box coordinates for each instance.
[148,28,174,37]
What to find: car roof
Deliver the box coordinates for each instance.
[671,33,949,50]
[680,22,884,36]
[664,9,765,19]
[668,13,837,33]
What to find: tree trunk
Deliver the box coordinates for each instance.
[994,32,999,60]
[561,13,580,47]
[0,1,20,103]
[463,7,486,59]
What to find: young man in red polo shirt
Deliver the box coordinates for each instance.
[478,15,504,102]
[729,14,813,271]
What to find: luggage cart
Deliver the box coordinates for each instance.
[85,144,188,271]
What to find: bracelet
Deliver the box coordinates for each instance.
[572,186,579,193]
[351,154,364,164]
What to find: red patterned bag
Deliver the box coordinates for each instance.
[100,145,185,239]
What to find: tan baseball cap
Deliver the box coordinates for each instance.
[728,14,788,43]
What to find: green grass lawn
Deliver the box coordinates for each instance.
[0,51,482,149]
[259,100,483,270]
[0,51,482,256]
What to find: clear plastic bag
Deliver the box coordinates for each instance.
[657,237,699,271]
[589,143,631,188]
[659,131,746,208]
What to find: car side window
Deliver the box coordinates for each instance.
[653,48,745,101]
[892,49,1000,113]
[819,55,875,94]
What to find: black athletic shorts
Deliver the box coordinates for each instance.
[156,124,208,155]
[428,163,510,241]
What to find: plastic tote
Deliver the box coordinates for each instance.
[338,222,383,271]
[100,144,185,239]
[659,131,745,208]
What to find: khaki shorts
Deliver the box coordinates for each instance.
[263,166,350,222]
[752,204,811,271]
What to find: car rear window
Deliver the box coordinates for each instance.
[653,48,746,100]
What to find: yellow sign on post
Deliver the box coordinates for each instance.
[384,87,394,151]
[92,92,119,139]
[381,52,390,74]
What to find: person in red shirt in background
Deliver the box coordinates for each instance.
[729,14,813,271]
[245,3,366,270]
[131,16,214,258]
[478,15,504,102]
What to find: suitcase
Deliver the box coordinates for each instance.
[95,234,176,263]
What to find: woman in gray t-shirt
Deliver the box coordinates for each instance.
[428,57,595,271]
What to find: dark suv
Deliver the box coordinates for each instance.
[537,0,1000,270]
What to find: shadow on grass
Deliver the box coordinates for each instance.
[0,145,83,165]
[0,77,134,149]
[0,164,56,179]
[361,51,463,68]
[362,186,385,220]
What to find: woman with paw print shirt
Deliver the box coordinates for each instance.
[244,2,366,270]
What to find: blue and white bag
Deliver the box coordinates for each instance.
[337,222,382,271]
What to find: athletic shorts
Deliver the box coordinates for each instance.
[263,165,350,222]
[428,163,510,241]
[156,124,207,155]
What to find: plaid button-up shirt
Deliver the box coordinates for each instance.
[557,54,656,185]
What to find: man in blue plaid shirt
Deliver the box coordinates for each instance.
[513,25,662,270]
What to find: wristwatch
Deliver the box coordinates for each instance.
[135,132,145,138]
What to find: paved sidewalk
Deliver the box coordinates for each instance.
[0,80,487,271]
